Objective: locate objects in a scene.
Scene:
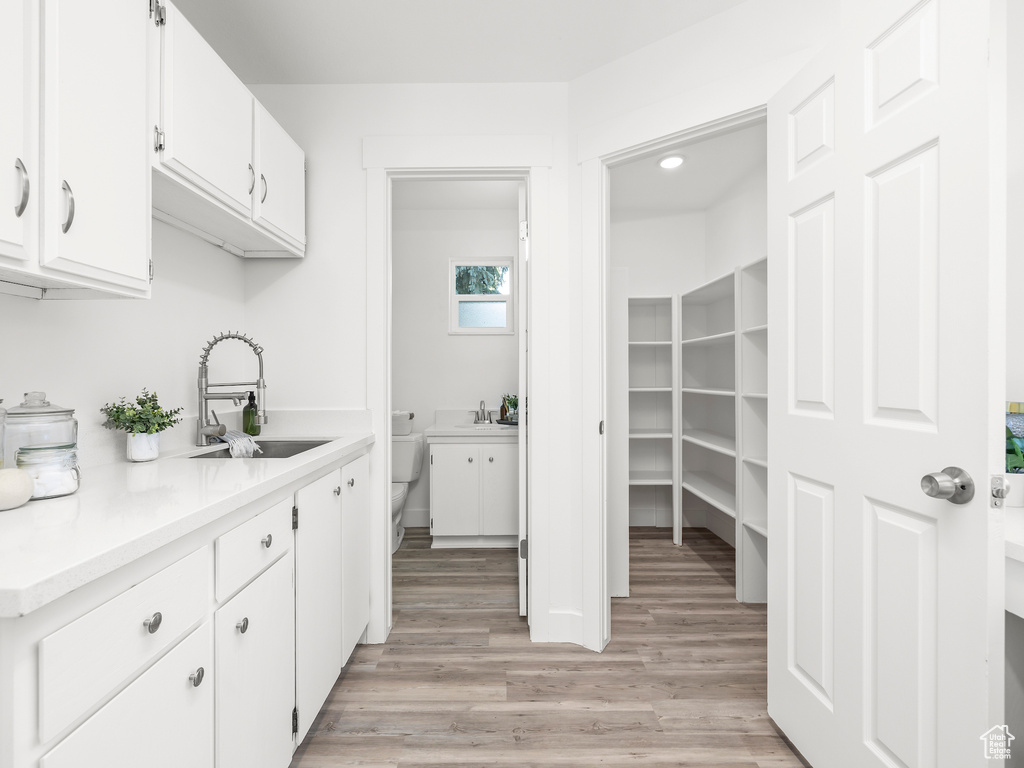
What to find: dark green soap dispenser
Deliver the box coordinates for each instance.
[242,391,261,436]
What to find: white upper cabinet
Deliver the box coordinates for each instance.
[0,0,152,299]
[153,1,306,258]
[253,102,306,250]
[158,2,252,216]
[0,0,33,267]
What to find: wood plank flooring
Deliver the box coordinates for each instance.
[289,527,806,768]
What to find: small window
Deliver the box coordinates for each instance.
[449,259,514,335]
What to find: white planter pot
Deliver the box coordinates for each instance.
[126,432,160,462]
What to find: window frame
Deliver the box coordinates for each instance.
[448,257,516,335]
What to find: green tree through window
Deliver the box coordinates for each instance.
[455,265,509,295]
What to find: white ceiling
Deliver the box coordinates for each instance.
[171,0,747,84]
[610,121,767,214]
[392,180,519,211]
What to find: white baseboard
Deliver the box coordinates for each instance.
[401,506,430,527]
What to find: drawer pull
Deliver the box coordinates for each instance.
[348,478,355,487]
[236,617,249,634]
[189,667,205,687]
[489,457,494,463]
[261,533,273,549]
[142,612,162,634]
[468,457,473,463]
[333,486,341,496]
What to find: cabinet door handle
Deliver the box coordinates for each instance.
[236,617,249,634]
[260,173,268,203]
[14,158,29,218]
[489,457,494,463]
[348,478,355,487]
[142,611,162,634]
[189,667,205,687]
[248,163,255,195]
[334,486,341,496]
[61,180,74,233]
[468,457,473,463]
[261,533,273,548]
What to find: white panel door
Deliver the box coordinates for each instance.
[0,0,32,265]
[430,444,480,536]
[41,0,150,290]
[160,2,252,216]
[341,455,370,665]
[767,1,1002,767]
[216,552,295,768]
[481,443,518,536]
[253,102,306,248]
[517,180,530,616]
[294,469,343,743]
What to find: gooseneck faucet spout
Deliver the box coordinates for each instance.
[196,332,268,445]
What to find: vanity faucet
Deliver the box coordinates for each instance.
[196,332,267,445]
[476,400,487,424]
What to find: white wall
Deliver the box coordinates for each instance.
[1008,0,1024,398]
[610,211,706,296]
[392,206,519,523]
[705,166,768,280]
[0,221,248,469]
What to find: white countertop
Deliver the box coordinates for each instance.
[424,408,519,440]
[0,433,373,618]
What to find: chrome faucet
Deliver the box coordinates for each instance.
[475,400,487,424]
[196,332,267,445]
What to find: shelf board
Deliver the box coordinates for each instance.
[740,256,768,273]
[680,387,736,397]
[629,470,674,486]
[679,330,735,347]
[681,471,736,518]
[629,386,672,393]
[681,429,736,457]
[628,340,673,347]
[742,392,768,400]
[630,428,672,439]
[742,324,769,335]
[743,520,769,538]
[743,456,768,469]
[679,273,733,306]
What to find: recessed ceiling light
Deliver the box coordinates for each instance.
[659,155,685,170]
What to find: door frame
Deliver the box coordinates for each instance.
[363,135,550,644]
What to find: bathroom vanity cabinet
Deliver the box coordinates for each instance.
[0,435,373,768]
[429,441,518,547]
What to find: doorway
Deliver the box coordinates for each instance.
[604,116,768,600]
[388,175,530,620]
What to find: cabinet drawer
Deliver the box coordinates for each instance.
[216,498,292,601]
[38,546,211,742]
[41,621,214,768]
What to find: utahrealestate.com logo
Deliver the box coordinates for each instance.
[981,725,1014,760]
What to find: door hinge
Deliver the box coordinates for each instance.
[599,420,605,435]
[292,505,298,530]
[430,454,433,465]
[291,707,298,735]
[519,220,528,241]
[153,125,165,153]
[993,475,1011,508]
[519,538,528,559]
[150,0,166,26]
[148,259,154,283]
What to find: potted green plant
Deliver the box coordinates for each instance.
[100,389,183,462]
[502,393,519,423]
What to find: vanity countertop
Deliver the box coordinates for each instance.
[0,432,374,618]
[423,408,519,441]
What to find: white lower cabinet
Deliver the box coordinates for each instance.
[40,622,214,768]
[430,443,517,538]
[341,454,370,664]
[216,551,294,768]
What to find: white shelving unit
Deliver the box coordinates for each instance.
[675,257,768,603]
[735,257,768,603]
[627,297,678,531]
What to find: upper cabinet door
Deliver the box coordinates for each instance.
[40,0,150,292]
[0,0,33,266]
[253,103,306,249]
[159,3,252,216]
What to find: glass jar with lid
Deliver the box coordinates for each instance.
[4,392,77,469]
[16,442,80,499]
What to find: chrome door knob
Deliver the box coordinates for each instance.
[920,466,974,504]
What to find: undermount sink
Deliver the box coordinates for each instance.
[190,439,331,459]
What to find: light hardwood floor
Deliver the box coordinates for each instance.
[289,527,807,768]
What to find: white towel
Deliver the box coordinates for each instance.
[218,430,263,458]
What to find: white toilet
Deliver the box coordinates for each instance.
[391,432,424,553]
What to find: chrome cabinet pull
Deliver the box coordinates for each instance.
[61,180,74,233]
[333,486,341,496]
[189,667,205,687]
[236,617,249,634]
[143,611,162,634]
[248,163,255,195]
[468,457,473,463]
[261,533,273,548]
[488,457,494,463]
[348,478,355,487]
[260,173,267,203]
[14,158,29,218]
